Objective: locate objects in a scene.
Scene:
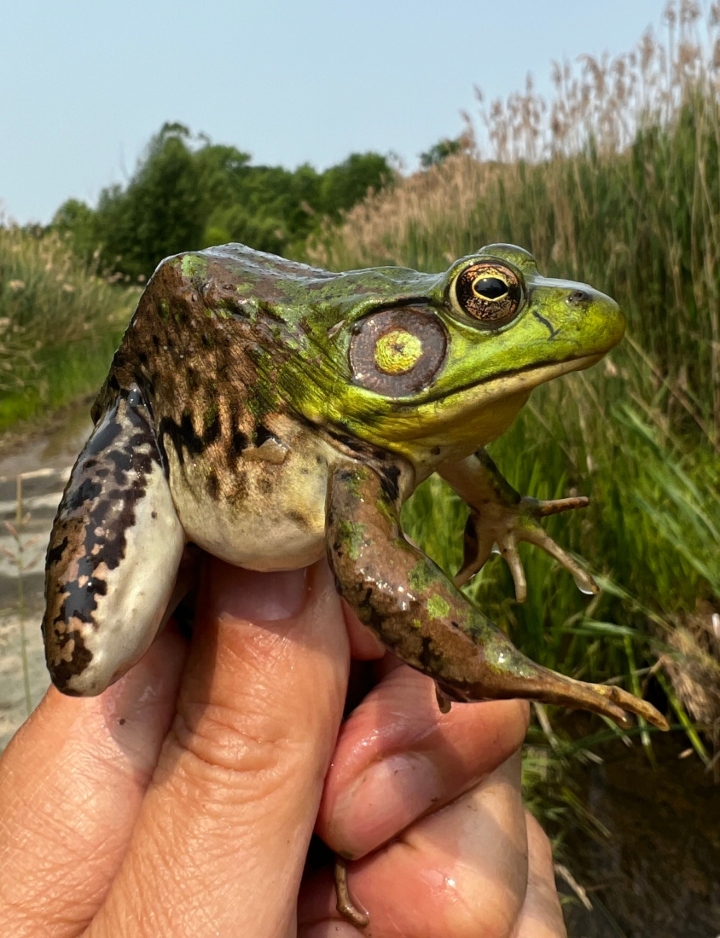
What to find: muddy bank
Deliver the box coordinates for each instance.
[0,404,91,608]
[557,724,720,938]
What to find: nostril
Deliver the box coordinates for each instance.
[567,290,590,306]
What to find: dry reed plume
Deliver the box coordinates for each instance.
[311,0,720,440]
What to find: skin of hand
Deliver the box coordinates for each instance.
[0,557,566,938]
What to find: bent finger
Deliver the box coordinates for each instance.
[0,625,187,937]
[301,753,528,937]
[318,663,529,858]
[511,813,566,938]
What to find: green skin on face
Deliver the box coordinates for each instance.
[168,243,625,471]
[307,247,619,440]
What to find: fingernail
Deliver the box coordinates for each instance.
[209,561,308,622]
[335,752,443,855]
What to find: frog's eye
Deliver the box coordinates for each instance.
[451,262,524,327]
[349,306,447,397]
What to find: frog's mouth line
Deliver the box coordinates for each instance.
[419,352,605,411]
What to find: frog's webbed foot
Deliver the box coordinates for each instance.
[441,450,598,602]
[456,493,598,601]
[43,385,186,696]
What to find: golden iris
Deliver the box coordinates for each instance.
[451,261,523,326]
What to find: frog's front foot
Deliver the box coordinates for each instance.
[455,494,599,601]
[440,450,598,602]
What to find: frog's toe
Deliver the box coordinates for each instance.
[531,670,669,731]
[454,512,530,601]
[496,533,527,602]
[43,386,185,696]
[460,644,669,732]
[453,510,494,587]
[583,680,669,730]
[519,524,599,597]
[334,858,369,928]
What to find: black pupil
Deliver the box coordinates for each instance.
[474,276,508,299]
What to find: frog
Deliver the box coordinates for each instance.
[43,242,667,927]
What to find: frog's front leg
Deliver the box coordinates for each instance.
[326,462,666,729]
[439,449,598,601]
[43,385,185,696]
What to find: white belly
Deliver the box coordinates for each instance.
[166,420,338,571]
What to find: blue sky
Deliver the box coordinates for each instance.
[2,0,668,224]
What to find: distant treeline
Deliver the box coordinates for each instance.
[52,122,396,280]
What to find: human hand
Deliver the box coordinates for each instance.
[0,557,565,937]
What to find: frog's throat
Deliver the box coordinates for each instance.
[368,352,603,448]
[426,352,604,414]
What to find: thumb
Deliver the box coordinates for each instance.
[91,556,350,938]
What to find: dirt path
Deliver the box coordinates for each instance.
[0,406,92,750]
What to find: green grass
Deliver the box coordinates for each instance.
[398,342,720,758]
[403,356,719,685]
[0,227,138,431]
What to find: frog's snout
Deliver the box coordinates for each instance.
[598,293,626,348]
[569,285,626,354]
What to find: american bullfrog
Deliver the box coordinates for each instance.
[43,243,667,923]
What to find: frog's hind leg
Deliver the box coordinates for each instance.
[43,385,186,696]
[326,463,668,733]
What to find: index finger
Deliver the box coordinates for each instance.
[90,557,350,937]
[0,623,188,936]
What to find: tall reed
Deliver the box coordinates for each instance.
[0,226,138,429]
[312,0,720,440]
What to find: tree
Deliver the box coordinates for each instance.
[52,124,395,276]
[318,152,394,219]
[419,136,465,169]
[93,123,206,279]
[52,199,98,262]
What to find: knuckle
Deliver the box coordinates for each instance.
[161,699,303,803]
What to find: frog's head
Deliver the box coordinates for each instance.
[293,244,625,462]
